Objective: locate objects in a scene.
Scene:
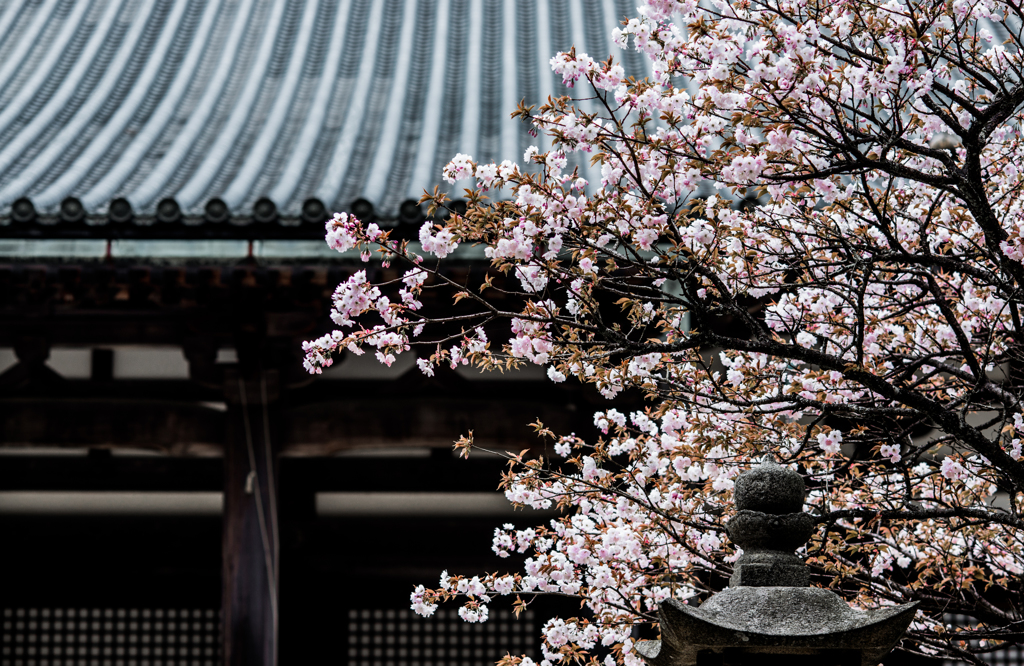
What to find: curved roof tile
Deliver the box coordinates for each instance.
[0,0,637,225]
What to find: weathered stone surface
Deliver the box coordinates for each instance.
[697,587,899,635]
[637,459,918,666]
[733,459,805,514]
[636,591,918,666]
[727,510,814,551]
[729,561,810,587]
[726,463,815,588]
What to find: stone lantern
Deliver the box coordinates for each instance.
[636,459,918,666]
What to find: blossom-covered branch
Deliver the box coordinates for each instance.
[305,0,1024,663]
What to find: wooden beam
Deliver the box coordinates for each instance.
[0,398,224,451]
[282,395,584,454]
[0,452,507,493]
[222,369,279,666]
[0,450,222,491]
[0,377,611,455]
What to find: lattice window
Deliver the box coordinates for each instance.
[346,608,538,666]
[1,607,220,666]
[941,643,1024,666]
[988,648,1024,666]
[942,614,1023,666]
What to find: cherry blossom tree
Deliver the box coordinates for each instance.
[304,0,1024,663]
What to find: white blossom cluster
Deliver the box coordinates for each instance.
[303,0,1024,662]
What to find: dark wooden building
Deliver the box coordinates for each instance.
[0,0,650,664]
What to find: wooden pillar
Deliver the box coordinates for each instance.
[222,369,280,666]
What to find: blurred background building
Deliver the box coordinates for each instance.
[0,0,655,663]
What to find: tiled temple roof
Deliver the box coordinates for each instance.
[0,0,648,230]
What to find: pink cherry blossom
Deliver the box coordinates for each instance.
[306,0,1024,662]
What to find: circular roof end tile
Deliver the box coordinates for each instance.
[11,197,36,224]
[108,198,133,224]
[399,199,424,225]
[156,198,182,224]
[301,198,328,225]
[60,197,86,224]
[350,198,374,221]
[204,198,230,224]
[253,197,278,224]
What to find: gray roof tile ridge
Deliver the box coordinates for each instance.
[23,0,165,209]
[127,0,257,211]
[0,0,102,189]
[83,0,225,211]
[0,0,639,230]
